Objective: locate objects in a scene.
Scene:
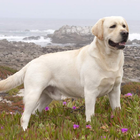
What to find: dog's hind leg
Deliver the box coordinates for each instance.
[32,91,52,114]
[20,65,53,131]
[21,88,44,131]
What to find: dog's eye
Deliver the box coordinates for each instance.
[123,24,126,28]
[110,25,116,28]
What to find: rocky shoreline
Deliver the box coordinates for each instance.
[123,46,140,82]
[0,39,76,70]
[0,39,140,83]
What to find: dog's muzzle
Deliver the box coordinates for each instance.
[109,31,129,50]
[121,31,129,42]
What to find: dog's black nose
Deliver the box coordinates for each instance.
[120,31,129,41]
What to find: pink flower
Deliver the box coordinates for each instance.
[111,115,114,118]
[73,124,79,129]
[45,106,49,111]
[121,128,128,133]
[125,93,132,97]
[1,126,3,129]
[138,134,140,136]
[86,125,91,129]
[72,106,76,109]
[63,102,66,105]
[101,136,106,139]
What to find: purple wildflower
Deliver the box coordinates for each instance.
[45,106,49,111]
[63,102,66,105]
[138,134,140,136]
[1,126,3,129]
[86,125,91,129]
[125,93,132,97]
[121,128,128,133]
[72,106,76,109]
[73,124,79,129]
[111,115,114,118]
[101,136,106,139]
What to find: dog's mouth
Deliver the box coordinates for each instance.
[108,39,126,49]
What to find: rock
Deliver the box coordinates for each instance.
[124,56,140,82]
[0,97,12,104]
[0,39,77,70]
[13,89,24,97]
[126,39,140,45]
[50,25,94,47]
[126,40,132,45]
[23,36,40,40]
[123,45,140,82]
[25,29,30,32]
[131,39,140,45]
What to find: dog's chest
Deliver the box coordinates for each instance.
[97,76,120,97]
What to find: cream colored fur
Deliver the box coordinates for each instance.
[0,16,129,131]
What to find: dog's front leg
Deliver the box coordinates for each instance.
[84,88,98,122]
[108,84,121,110]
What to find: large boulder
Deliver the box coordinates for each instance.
[49,25,94,46]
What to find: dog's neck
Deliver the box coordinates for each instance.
[88,37,124,71]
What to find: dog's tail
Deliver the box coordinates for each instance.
[0,65,27,92]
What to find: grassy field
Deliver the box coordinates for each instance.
[0,94,140,140]
[0,66,140,139]
[0,66,17,79]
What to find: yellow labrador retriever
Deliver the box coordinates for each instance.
[0,16,129,130]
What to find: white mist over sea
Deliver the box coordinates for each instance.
[0,18,140,46]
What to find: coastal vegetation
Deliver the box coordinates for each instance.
[0,66,140,139]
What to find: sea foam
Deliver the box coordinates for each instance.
[129,33,140,41]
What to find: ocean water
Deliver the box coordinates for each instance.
[0,18,140,46]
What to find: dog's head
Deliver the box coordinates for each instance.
[92,16,129,50]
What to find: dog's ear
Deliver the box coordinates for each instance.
[91,18,104,40]
[124,18,129,33]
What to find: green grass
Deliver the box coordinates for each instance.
[0,65,23,95]
[6,87,20,96]
[6,84,24,95]
[0,94,140,140]
[0,66,17,74]
[121,82,140,95]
